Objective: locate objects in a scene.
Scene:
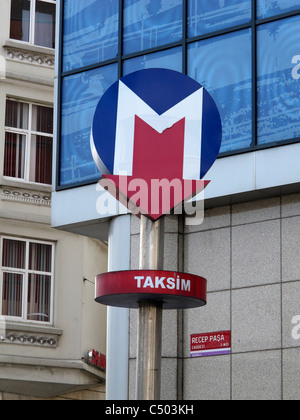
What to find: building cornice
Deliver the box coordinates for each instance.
[0,322,63,348]
[3,40,55,69]
[0,186,51,207]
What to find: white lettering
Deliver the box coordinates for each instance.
[95,182,118,216]
[143,276,154,288]
[292,55,300,80]
[105,404,139,418]
[166,277,175,289]
[155,276,166,289]
[181,279,191,292]
[134,274,192,292]
[151,178,183,215]
[128,178,149,215]
[98,175,205,223]
[176,275,180,290]
[193,336,208,344]
[209,334,225,342]
[134,276,144,288]
[292,315,300,340]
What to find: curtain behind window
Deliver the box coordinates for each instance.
[1,239,52,322]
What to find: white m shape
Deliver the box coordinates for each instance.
[114,81,204,180]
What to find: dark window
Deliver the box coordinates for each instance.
[10,0,56,49]
[4,100,53,185]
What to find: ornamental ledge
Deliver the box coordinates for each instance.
[0,187,51,207]
[0,322,62,348]
[4,45,55,68]
[0,332,58,348]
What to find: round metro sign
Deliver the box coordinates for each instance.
[91,68,222,221]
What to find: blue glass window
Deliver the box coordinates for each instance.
[188,29,252,153]
[63,0,118,72]
[257,0,300,19]
[188,0,251,37]
[123,47,182,75]
[58,0,300,188]
[60,64,118,186]
[257,15,300,145]
[123,0,182,55]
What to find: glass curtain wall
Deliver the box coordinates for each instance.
[58,0,300,189]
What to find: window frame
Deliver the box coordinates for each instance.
[0,236,55,325]
[4,98,53,186]
[10,0,56,50]
[56,0,300,190]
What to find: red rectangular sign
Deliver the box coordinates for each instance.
[190,331,231,357]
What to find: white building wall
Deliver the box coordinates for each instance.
[0,0,108,400]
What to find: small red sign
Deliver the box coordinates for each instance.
[191,331,231,357]
[91,350,106,371]
[95,270,207,310]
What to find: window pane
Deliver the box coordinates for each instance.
[257,15,300,144]
[32,105,53,134]
[123,47,182,75]
[188,0,251,37]
[2,273,23,317]
[27,274,51,322]
[188,29,252,153]
[29,242,52,272]
[5,101,29,130]
[10,0,30,42]
[60,64,117,186]
[123,0,182,55]
[63,0,119,72]
[29,135,53,184]
[2,239,26,269]
[4,132,26,179]
[35,0,56,48]
[257,0,300,19]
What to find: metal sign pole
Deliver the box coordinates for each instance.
[136,215,164,400]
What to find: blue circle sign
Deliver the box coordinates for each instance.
[91,68,221,180]
[91,68,222,220]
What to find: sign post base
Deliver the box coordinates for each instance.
[136,301,162,400]
[95,216,207,400]
[136,216,164,400]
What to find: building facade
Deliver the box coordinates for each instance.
[0,0,108,400]
[53,0,300,400]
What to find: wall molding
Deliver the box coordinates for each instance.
[0,323,63,348]
[0,187,51,207]
[4,43,55,68]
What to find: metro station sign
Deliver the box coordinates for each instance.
[91,68,222,220]
[95,270,207,310]
[92,69,221,310]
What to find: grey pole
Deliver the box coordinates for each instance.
[106,215,130,400]
[136,215,164,400]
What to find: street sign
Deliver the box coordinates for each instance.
[95,270,207,310]
[91,69,222,400]
[91,68,221,220]
[190,331,231,357]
